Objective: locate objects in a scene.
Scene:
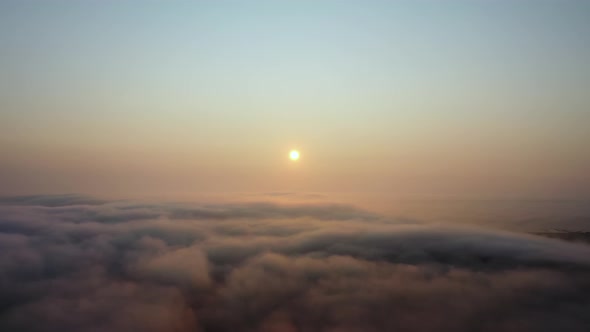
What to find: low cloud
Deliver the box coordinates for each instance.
[0,194,109,207]
[1,195,590,331]
[132,245,211,289]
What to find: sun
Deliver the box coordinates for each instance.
[289,150,300,161]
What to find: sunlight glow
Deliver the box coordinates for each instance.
[289,150,300,161]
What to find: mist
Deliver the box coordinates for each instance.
[1,195,590,331]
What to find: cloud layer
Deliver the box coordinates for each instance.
[1,195,590,331]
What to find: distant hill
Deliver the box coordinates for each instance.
[533,231,590,244]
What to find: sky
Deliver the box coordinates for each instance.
[1,0,589,199]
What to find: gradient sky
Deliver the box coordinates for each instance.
[1,0,589,199]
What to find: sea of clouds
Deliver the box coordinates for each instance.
[1,194,590,332]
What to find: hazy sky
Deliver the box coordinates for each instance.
[1,0,589,198]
